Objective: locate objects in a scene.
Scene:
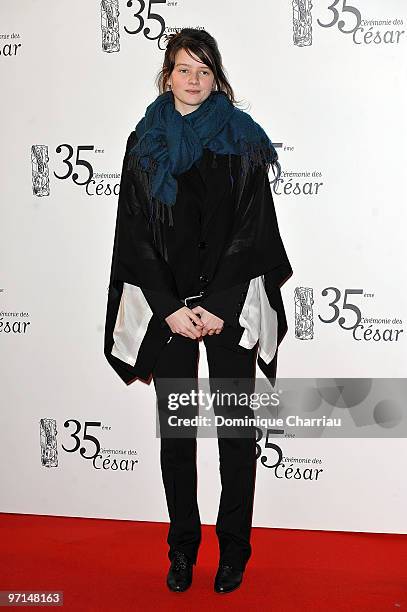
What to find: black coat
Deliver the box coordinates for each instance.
[104,130,293,386]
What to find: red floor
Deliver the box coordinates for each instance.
[1,513,406,611]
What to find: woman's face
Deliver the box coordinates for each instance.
[167,47,216,115]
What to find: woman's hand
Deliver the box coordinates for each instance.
[191,305,224,336]
[165,306,205,339]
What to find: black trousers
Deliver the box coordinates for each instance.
[152,331,258,571]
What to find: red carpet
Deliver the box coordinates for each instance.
[1,513,406,611]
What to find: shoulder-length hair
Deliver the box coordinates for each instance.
[155,28,243,107]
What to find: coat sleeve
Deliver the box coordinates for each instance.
[140,287,184,328]
[107,130,185,321]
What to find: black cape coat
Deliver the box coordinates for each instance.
[104,129,293,386]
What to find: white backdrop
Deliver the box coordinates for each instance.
[1,0,406,534]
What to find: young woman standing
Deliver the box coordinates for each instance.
[104,28,293,594]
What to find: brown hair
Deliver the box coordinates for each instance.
[155,28,242,106]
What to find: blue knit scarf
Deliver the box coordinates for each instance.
[127,90,280,226]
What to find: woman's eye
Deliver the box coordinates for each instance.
[178,69,210,75]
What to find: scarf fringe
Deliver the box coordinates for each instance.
[126,150,174,227]
[150,197,174,227]
[228,154,234,189]
[241,141,281,185]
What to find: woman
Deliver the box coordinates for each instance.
[104,28,293,593]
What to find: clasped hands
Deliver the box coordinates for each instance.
[165,305,224,340]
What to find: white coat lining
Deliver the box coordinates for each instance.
[238,275,278,364]
[111,283,153,366]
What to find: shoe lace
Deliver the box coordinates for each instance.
[173,551,188,571]
[219,564,234,574]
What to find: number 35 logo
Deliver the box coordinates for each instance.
[255,428,283,468]
[318,0,362,34]
[54,144,94,185]
[319,288,363,330]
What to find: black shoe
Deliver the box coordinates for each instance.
[166,551,193,592]
[214,563,244,594]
